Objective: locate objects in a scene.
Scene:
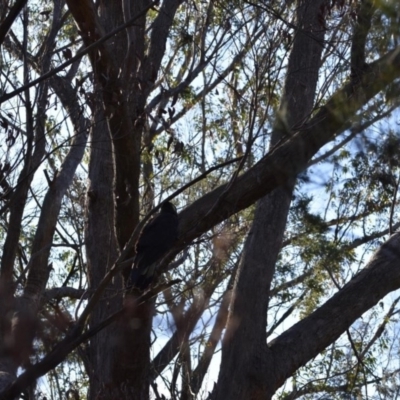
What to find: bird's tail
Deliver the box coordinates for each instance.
[128,265,155,291]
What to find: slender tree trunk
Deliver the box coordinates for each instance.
[111,296,155,399]
[86,103,122,399]
[215,1,325,399]
[69,1,156,397]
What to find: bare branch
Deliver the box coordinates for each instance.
[269,233,400,393]
[178,46,400,247]
[0,0,27,46]
[0,2,158,105]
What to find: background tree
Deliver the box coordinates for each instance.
[1,0,400,399]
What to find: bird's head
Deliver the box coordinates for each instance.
[161,201,177,215]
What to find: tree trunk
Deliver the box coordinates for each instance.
[86,103,122,399]
[216,1,325,399]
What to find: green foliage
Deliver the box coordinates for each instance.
[2,0,400,398]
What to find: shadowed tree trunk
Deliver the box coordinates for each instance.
[216,1,326,399]
[63,0,182,397]
[3,0,400,399]
[85,101,122,398]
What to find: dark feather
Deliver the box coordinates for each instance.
[129,201,178,290]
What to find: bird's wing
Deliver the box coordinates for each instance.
[136,213,178,252]
[130,212,178,290]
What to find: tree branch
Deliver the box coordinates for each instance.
[0,2,158,105]
[350,0,375,78]
[0,281,180,399]
[177,45,400,247]
[0,0,27,46]
[269,233,400,392]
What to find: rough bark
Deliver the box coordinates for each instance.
[350,0,375,78]
[3,35,399,395]
[3,230,400,400]
[85,102,122,399]
[176,42,400,247]
[1,40,399,394]
[216,1,326,399]
[63,0,184,397]
[3,2,400,399]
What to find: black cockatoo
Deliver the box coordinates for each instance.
[129,201,179,290]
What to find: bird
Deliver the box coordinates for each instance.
[128,201,179,290]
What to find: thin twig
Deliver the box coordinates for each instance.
[0,1,159,104]
[0,280,181,400]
